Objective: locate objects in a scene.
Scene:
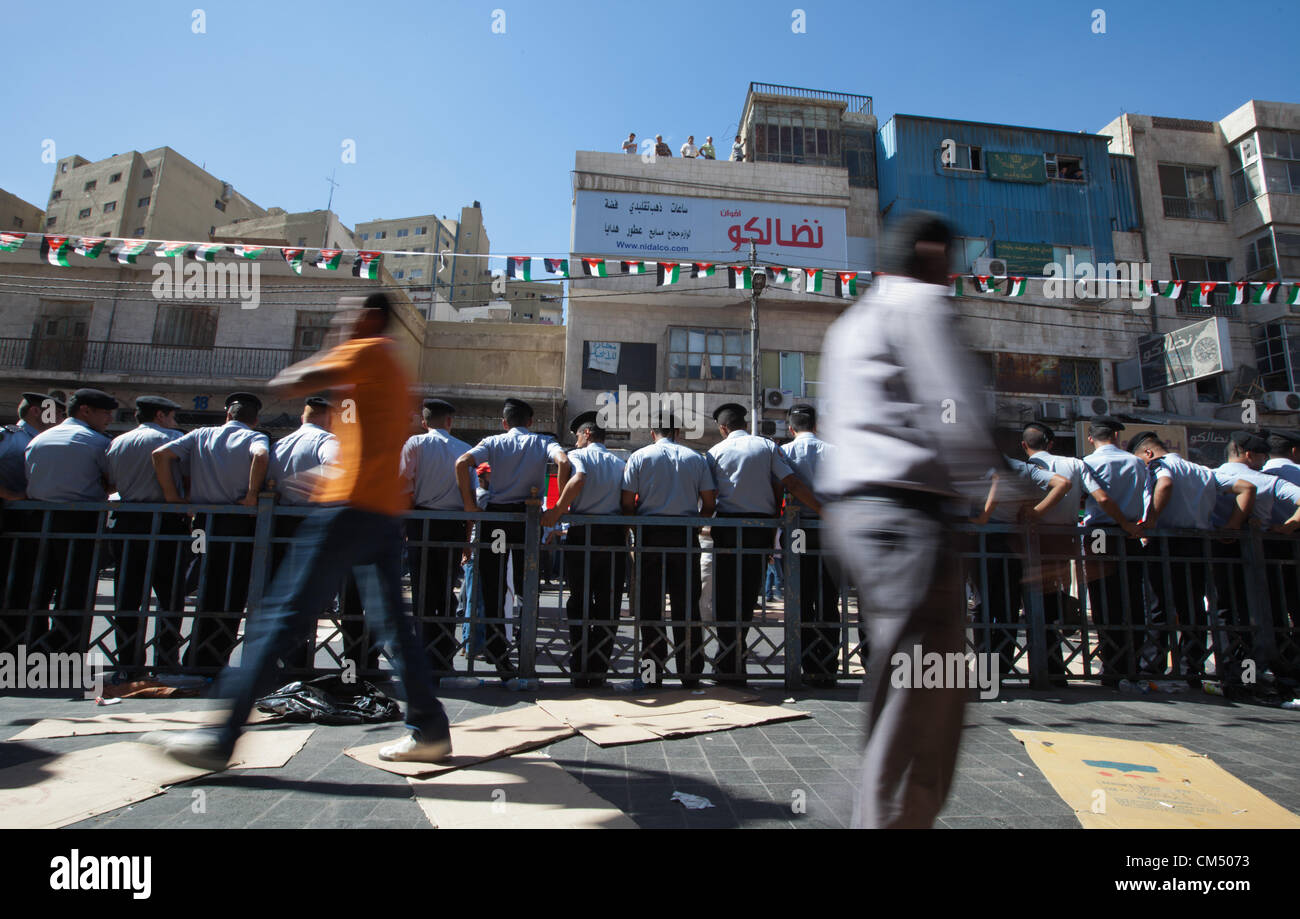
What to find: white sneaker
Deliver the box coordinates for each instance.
[378,731,453,763]
[153,729,231,772]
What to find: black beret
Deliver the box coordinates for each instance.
[503,397,533,417]
[569,410,601,435]
[1090,414,1125,433]
[136,395,180,411]
[225,391,263,413]
[305,395,333,410]
[69,388,118,411]
[1127,430,1161,453]
[1245,434,1271,454]
[21,391,53,407]
[423,398,456,415]
[713,402,748,422]
[1272,430,1300,448]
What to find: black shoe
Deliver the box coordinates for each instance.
[680,678,701,689]
[805,676,838,689]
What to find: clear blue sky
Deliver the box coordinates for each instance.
[3,0,1296,259]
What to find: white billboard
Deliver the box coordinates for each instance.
[1138,317,1234,392]
[571,191,848,267]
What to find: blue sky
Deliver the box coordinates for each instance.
[3,0,1296,259]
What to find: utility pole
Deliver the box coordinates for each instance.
[749,240,763,435]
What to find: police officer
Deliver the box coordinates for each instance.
[0,391,65,648]
[1262,430,1300,486]
[153,391,269,669]
[24,388,118,652]
[1239,431,1300,678]
[780,404,842,686]
[1079,416,1148,683]
[542,410,628,688]
[1129,431,1253,684]
[105,395,189,670]
[402,398,475,675]
[707,402,821,684]
[622,414,715,685]
[455,397,570,679]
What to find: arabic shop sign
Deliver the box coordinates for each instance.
[993,241,1055,277]
[571,191,848,266]
[985,152,1048,184]
[1138,317,1234,392]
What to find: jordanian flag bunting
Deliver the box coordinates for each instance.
[282,247,305,275]
[1228,281,1246,307]
[803,268,823,293]
[1161,281,1184,299]
[1252,282,1279,304]
[953,275,964,297]
[1196,281,1216,307]
[691,262,715,279]
[1288,284,1300,306]
[0,232,26,252]
[1004,276,1027,296]
[314,248,342,271]
[620,260,645,275]
[727,266,752,290]
[155,241,188,258]
[506,257,532,281]
[766,266,791,284]
[192,243,223,262]
[834,271,859,298]
[113,240,149,264]
[41,235,71,266]
[74,237,107,259]
[974,276,1000,294]
[231,245,266,260]
[581,258,608,277]
[656,262,680,286]
[544,258,568,277]
[353,250,381,280]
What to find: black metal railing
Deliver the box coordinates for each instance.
[1162,195,1226,221]
[0,339,296,379]
[748,82,872,115]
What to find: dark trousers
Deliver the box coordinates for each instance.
[34,509,104,654]
[0,507,40,653]
[477,503,525,676]
[564,523,628,683]
[712,515,774,680]
[827,497,965,829]
[212,507,448,754]
[188,512,256,670]
[1038,533,1076,679]
[1263,536,1300,676]
[637,523,705,682]
[797,525,842,679]
[1209,538,1254,682]
[1083,532,1146,679]
[407,517,467,674]
[978,531,1023,676]
[1142,534,1210,678]
[111,508,191,670]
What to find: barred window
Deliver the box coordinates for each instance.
[1059,358,1102,396]
[153,304,217,349]
[667,327,751,392]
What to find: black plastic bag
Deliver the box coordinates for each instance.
[255,674,402,725]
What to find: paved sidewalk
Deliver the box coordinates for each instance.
[1,683,1296,828]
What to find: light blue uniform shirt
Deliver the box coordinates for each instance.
[468,427,565,505]
[987,456,1057,523]
[270,423,339,506]
[106,422,183,502]
[623,437,714,517]
[1081,443,1148,527]
[401,428,476,510]
[1145,453,1217,530]
[161,420,269,504]
[567,443,626,515]
[1265,471,1300,526]
[1027,450,1101,526]
[1263,457,1300,487]
[1211,461,1300,528]
[24,418,111,501]
[0,420,41,493]
[781,432,833,516]
[707,430,794,515]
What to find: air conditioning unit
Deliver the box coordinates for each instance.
[1037,400,1068,423]
[1076,396,1110,417]
[973,257,1008,278]
[764,388,795,411]
[1262,391,1300,412]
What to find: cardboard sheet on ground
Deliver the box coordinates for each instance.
[345,705,576,778]
[408,754,637,829]
[7,708,278,741]
[1012,729,1300,829]
[0,729,313,829]
[537,687,810,746]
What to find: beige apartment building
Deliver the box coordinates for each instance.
[213,208,358,252]
[42,147,265,241]
[0,189,43,233]
[354,204,492,313]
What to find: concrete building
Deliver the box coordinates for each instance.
[213,208,358,251]
[504,280,563,323]
[0,189,43,233]
[354,204,492,313]
[565,83,878,449]
[42,147,265,241]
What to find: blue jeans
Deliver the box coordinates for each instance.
[456,558,486,654]
[764,555,785,599]
[212,507,449,753]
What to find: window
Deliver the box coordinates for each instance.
[102,201,116,213]
[142,167,154,179]
[60,163,68,173]
[1254,322,1300,391]
[761,350,823,398]
[394,270,405,279]
[78,208,91,219]
[1277,232,1300,278]
[137,196,150,208]
[944,143,982,172]
[214,199,226,211]
[1172,255,1235,317]
[46,216,57,227]
[1052,244,1093,268]
[133,227,145,237]
[410,269,423,278]
[292,311,332,360]
[416,226,427,235]
[153,304,218,348]
[83,180,97,192]
[1195,376,1224,404]
[414,247,426,253]
[1245,234,1275,276]
[1230,135,1262,207]
[581,341,658,392]
[361,232,369,241]
[394,252,404,258]
[374,230,386,240]
[12,217,22,228]
[1059,358,1103,396]
[1259,130,1300,195]
[397,228,409,237]
[952,237,989,273]
[667,327,751,392]
[1158,163,1224,220]
[50,189,62,201]
[1046,154,1084,181]
[989,353,1102,396]
[109,172,122,183]
[297,237,307,246]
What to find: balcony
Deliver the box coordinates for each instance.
[0,338,294,379]
[747,82,872,115]
[1162,195,1225,221]
[1174,290,1240,320]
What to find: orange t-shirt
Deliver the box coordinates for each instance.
[310,336,413,516]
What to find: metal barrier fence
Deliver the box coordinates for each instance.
[0,496,1296,689]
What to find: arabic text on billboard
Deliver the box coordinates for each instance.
[1138,317,1233,392]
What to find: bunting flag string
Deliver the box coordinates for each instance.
[192,243,223,262]
[620,260,645,275]
[506,256,531,281]
[543,258,568,278]
[315,248,343,271]
[73,237,106,260]
[353,250,382,280]
[281,247,305,275]
[41,235,71,267]
[656,262,680,286]
[0,232,27,252]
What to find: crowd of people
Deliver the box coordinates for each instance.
[621,132,747,161]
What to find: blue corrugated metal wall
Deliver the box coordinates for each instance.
[876,115,1136,264]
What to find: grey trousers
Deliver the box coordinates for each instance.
[826,496,966,829]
